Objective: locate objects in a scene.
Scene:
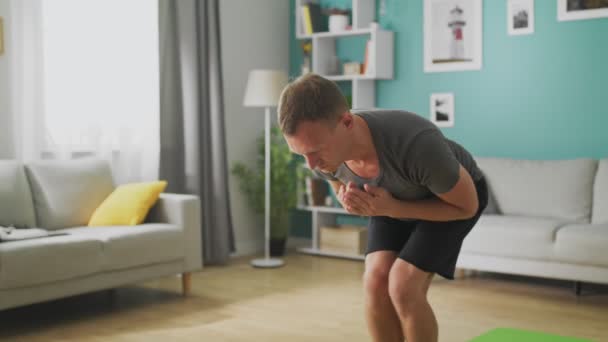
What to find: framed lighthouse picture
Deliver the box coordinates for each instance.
[424,0,483,73]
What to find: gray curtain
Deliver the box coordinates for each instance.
[159,0,234,265]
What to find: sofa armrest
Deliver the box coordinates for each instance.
[147,193,203,271]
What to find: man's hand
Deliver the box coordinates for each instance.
[337,182,395,217]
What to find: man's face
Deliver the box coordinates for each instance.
[285,114,351,174]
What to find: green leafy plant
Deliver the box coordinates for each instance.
[231,126,303,239]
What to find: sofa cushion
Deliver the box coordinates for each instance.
[592,159,608,224]
[57,224,184,271]
[476,158,597,223]
[25,159,115,230]
[554,223,608,268]
[88,181,168,227]
[462,214,565,260]
[0,234,104,289]
[0,161,37,228]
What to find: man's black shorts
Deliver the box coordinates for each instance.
[365,177,489,280]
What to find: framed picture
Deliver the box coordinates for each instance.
[424,0,482,73]
[558,0,608,21]
[430,93,455,127]
[508,0,534,35]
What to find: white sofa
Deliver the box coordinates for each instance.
[458,157,608,292]
[0,159,203,311]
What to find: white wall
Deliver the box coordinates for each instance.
[0,0,14,158]
[220,0,289,257]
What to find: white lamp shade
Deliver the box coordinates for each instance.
[243,69,288,107]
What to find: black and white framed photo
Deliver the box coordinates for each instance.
[508,0,534,35]
[424,0,482,73]
[430,93,455,127]
[558,0,608,21]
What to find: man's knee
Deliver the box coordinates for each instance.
[364,266,390,297]
[363,252,396,300]
[388,259,429,313]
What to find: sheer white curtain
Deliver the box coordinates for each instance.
[10,0,45,162]
[11,0,160,184]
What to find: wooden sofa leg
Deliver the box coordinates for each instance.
[574,281,582,296]
[182,272,192,296]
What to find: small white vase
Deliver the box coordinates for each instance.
[328,14,349,32]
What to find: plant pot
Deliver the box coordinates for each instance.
[270,237,287,257]
[328,14,349,32]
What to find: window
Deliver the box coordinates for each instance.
[41,0,159,151]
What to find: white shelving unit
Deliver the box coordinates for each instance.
[296,205,367,260]
[295,164,367,260]
[295,0,394,109]
[294,1,392,261]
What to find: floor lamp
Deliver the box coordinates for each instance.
[243,69,288,268]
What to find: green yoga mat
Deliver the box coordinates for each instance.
[470,328,593,342]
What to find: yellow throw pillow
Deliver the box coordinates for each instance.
[88,181,168,227]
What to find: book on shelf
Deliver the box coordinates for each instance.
[301,5,313,35]
[300,3,324,35]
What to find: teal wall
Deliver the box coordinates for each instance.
[288,0,608,238]
[290,0,608,159]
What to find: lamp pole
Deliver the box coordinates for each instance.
[250,106,284,268]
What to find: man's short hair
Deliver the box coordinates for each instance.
[277,73,349,136]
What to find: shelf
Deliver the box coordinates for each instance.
[298,247,365,261]
[297,28,383,40]
[297,28,392,40]
[293,1,389,263]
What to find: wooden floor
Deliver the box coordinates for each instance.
[1,253,607,342]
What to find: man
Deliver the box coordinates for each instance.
[278,73,488,342]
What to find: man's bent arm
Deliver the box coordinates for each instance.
[386,165,479,222]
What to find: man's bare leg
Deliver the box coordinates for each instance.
[389,259,437,342]
[364,251,405,342]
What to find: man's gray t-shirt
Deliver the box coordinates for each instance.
[314,110,483,215]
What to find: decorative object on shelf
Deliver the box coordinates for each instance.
[305,177,329,206]
[362,39,375,75]
[301,41,312,75]
[558,0,608,21]
[343,61,362,75]
[320,225,367,256]
[430,92,455,127]
[326,8,351,32]
[237,70,290,267]
[424,0,482,73]
[508,0,534,36]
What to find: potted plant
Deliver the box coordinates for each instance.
[231,126,301,256]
